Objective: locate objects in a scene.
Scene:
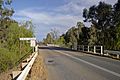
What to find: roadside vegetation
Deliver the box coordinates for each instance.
[0,0,34,73]
[43,0,120,50]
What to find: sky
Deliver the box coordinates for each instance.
[12,0,117,41]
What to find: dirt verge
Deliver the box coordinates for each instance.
[27,53,47,80]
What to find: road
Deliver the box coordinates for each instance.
[39,46,120,80]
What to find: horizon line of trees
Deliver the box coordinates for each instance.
[43,0,120,50]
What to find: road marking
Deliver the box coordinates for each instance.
[55,50,120,77]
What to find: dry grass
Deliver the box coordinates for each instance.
[0,52,47,80]
[0,66,19,80]
[0,70,12,80]
[28,53,48,80]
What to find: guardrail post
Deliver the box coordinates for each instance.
[94,46,96,53]
[17,52,38,80]
[88,46,89,52]
[101,46,103,55]
[117,55,119,59]
[12,71,22,79]
[21,63,28,69]
[35,45,38,52]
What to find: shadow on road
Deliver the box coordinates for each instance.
[38,46,74,52]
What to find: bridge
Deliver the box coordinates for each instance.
[38,46,120,80]
[11,44,120,80]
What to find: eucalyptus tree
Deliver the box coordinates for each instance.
[45,33,53,44]
[76,22,90,45]
[113,0,120,50]
[64,27,78,48]
[0,0,14,46]
[83,1,113,49]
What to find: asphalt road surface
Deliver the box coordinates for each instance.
[39,46,120,80]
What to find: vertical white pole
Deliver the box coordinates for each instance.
[101,46,103,55]
[83,45,84,51]
[94,46,96,53]
[35,45,38,52]
[33,47,34,53]
[88,46,89,52]
[117,55,119,59]
[75,43,77,50]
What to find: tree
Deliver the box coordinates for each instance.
[113,0,120,50]
[83,1,113,48]
[115,24,120,50]
[0,0,14,19]
[0,0,35,72]
[65,27,78,48]
[88,24,97,45]
[113,0,120,26]
[45,33,53,44]
[77,22,84,44]
[50,28,60,40]
[76,22,90,45]
[56,35,65,47]
[0,21,34,73]
[0,0,14,47]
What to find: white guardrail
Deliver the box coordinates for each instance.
[77,45,120,59]
[17,52,38,80]
[77,45,103,55]
[104,50,120,59]
[12,45,38,80]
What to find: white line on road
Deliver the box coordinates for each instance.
[55,50,120,77]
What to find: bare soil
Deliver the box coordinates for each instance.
[27,53,48,80]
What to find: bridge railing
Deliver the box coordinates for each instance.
[104,50,120,59]
[12,45,38,80]
[77,45,120,59]
[77,45,103,55]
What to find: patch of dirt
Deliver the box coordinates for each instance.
[0,70,12,80]
[0,66,20,80]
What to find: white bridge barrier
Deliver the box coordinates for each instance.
[17,52,38,80]
[47,44,60,47]
[12,45,38,80]
[104,50,120,59]
[77,45,120,59]
[77,45,103,55]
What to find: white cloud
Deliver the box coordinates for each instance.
[55,1,84,15]
[15,9,81,25]
[13,0,117,40]
[14,8,82,40]
[67,0,117,6]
